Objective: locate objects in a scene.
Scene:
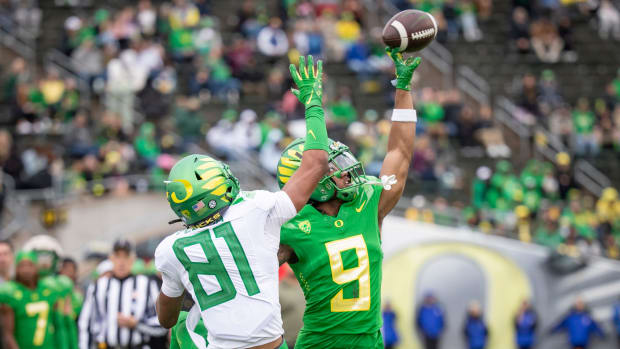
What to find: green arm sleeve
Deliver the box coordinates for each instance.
[304,106,329,152]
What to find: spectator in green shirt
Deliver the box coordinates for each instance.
[535,221,564,249]
[572,98,600,156]
[134,122,160,167]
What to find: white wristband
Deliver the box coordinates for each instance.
[391,109,417,122]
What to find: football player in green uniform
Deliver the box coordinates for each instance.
[277,48,421,349]
[0,251,61,349]
[23,235,79,349]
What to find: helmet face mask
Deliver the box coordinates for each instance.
[34,250,57,277]
[277,138,365,203]
[167,155,240,227]
[323,142,365,201]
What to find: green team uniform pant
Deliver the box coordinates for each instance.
[294,330,383,349]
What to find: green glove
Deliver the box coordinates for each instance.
[289,55,323,109]
[385,47,421,91]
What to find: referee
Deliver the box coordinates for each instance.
[79,239,166,349]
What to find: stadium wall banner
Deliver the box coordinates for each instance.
[381,218,534,349]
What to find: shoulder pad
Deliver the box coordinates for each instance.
[154,234,178,273]
[40,276,58,289]
[246,190,278,211]
[0,281,17,295]
[56,275,74,290]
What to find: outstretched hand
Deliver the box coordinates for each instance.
[289,55,323,108]
[385,47,421,91]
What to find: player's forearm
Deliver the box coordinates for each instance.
[301,103,329,179]
[378,89,417,219]
[383,89,416,180]
[303,105,329,152]
[0,306,17,349]
[1,327,18,349]
[388,89,416,165]
[394,88,413,110]
[3,335,18,349]
[284,149,328,211]
[156,293,183,329]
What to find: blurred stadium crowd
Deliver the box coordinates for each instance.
[0,0,619,277]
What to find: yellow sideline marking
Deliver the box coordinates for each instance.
[382,243,531,349]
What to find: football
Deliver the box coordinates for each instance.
[382,9,438,53]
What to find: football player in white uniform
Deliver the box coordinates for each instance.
[154,56,329,349]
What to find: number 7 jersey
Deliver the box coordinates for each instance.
[280,178,384,334]
[155,190,297,349]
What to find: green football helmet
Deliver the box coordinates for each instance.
[166,154,240,227]
[22,235,63,277]
[277,138,365,202]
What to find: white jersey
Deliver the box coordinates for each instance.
[154,190,296,349]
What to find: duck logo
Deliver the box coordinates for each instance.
[298,220,312,234]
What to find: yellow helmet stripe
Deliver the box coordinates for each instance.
[202,176,225,190]
[199,168,221,180]
[280,157,300,168]
[211,184,228,196]
[287,149,302,159]
[196,161,219,170]
[277,166,295,176]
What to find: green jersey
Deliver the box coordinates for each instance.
[0,279,60,349]
[42,275,78,349]
[280,178,384,335]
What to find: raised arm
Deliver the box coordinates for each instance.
[378,48,421,222]
[282,55,329,212]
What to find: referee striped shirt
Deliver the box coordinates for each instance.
[78,274,167,349]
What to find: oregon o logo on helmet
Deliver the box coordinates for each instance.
[169,179,194,203]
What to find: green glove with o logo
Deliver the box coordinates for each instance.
[385,47,421,91]
[290,55,323,109]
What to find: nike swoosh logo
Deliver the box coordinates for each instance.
[355,200,367,213]
[308,130,316,140]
